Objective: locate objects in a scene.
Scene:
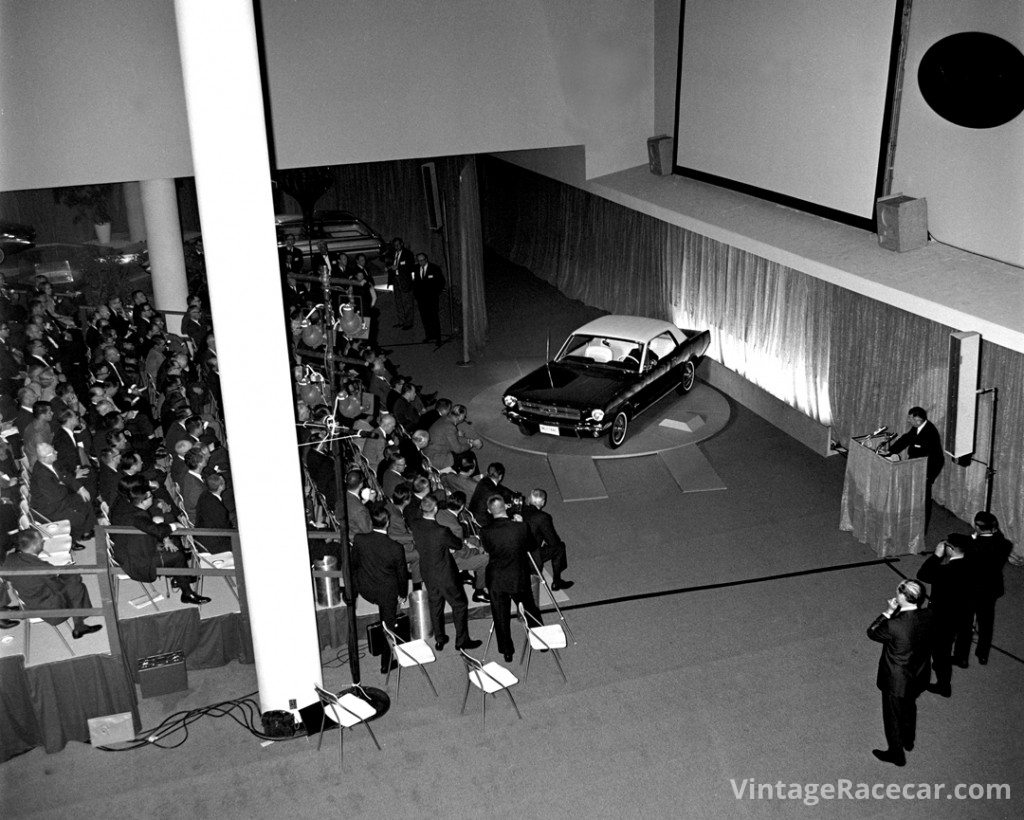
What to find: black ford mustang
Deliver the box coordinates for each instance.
[502,315,711,448]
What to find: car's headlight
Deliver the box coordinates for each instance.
[503,395,518,408]
[590,409,605,422]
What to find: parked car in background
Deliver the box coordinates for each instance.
[0,242,151,304]
[0,221,36,264]
[502,315,712,448]
[275,210,386,271]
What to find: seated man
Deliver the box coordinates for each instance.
[3,528,103,638]
[520,488,574,590]
[109,485,210,605]
[435,494,490,603]
[425,404,482,472]
[30,442,97,547]
[195,473,234,553]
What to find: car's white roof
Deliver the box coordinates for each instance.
[572,315,680,342]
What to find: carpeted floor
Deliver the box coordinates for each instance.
[1,253,1021,819]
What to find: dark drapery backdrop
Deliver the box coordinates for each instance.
[480,157,1024,549]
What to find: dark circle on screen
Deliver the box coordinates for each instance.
[918,32,1024,129]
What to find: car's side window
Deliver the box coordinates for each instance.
[649,333,675,361]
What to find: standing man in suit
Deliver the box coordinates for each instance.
[917,534,973,697]
[352,504,410,674]
[279,234,305,277]
[409,496,482,652]
[882,406,944,527]
[520,488,573,590]
[969,511,1013,665]
[340,470,373,542]
[387,237,416,330]
[3,528,103,638]
[866,579,935,766]
[412,252,445,343]
[480,495,542,663]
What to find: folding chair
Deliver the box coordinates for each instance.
[310,683,381,764]
[106,542,163,610]
[6,582,75,662]
[382,620,438,698]
[183,532,238,604]
[518,605,568,684]
[458,649,521,727]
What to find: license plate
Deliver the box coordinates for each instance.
[539,424,560,436]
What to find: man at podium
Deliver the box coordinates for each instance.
[880,406,944,526]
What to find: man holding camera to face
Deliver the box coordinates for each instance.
[917,533,973,697]
[866,579,935,766]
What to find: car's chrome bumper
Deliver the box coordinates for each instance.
[503,409,609,438]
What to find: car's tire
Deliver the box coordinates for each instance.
[517,421,538,437]
[677,360,696,394]
[607,410,629,449]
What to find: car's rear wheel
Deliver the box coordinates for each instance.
[517,421,538,436]
[677,360,696,394]
[608,411,629,449]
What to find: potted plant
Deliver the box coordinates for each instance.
[52,184,115,243]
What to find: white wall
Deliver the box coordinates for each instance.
[0,0,654,192]
[891,0,1024,267]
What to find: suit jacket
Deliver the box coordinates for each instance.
[178,472,205,522]
[2,550,87,625]
[53,426,87,474]
[391,396,419,431]
[409,517,461,591]
[520,505,564,558]
[391,247,416,289]
[341,491,372,541]
[867,607,935,698]
[22,419,53,467]
[195,490,233,552]
[916,554,973,620]
[970,533,1012,599]
[0,338,19,383]
[469,476,516,526]
[109,503,174,582]
[412,261,445,296]
[888,420,944,482]
[480,516,535,594]
[97,463,121,505]
[360,426,395,474]
[30,460,81,519]
[425,416,472,470]
[352,530,409,605]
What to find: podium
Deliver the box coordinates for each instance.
[840,439,927,557]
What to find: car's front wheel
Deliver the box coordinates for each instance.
[517,421,537,436]
[677,360,696,394]
[608,410,629,449]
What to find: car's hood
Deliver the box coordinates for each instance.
[505,362,628,407]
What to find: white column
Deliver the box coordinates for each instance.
[122,181,147,242]
[173,0,322,714]
[140,178,189,335]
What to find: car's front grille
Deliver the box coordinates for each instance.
[518,401,581,422]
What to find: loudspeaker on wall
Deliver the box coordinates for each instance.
[876,194,928,252]
[945,330,980,458]
[647,135,674,176]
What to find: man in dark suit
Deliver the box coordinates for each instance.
[53,409,96,498]
[917,534,973,697]
[195,473,234,553]
[409,496,481,652]
[883,406,944,526]
[520,488,573,590]
[30,443,96,545]
[480,495,542,663]
[969,511,1013,665]
[469,462,518,527]
[387,237,416,330]
[3,528,103,638]
[109,484,209,604]
[412,252,445,343]
[279,234,305,277]
[339,470,373,542]
[352,504,410,673]
[866,579,935,766]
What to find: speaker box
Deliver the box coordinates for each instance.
[420,162,442,230]
[137,651,188,698]
[945,330,980,458]
[647,135,673,176]
[876,194,928,252]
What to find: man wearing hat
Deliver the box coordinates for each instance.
[866,578,935,766]
[917,534,974,697]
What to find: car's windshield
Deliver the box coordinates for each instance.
[557,334,646,372]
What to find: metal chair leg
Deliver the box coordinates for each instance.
[417,664,438,697]
[23,620,31,665]
[51,623,75,657]
[484,621,495,657]
[339,726,344,766]
[504,688,522,720]
[460,677,472,715]
[363,721,382,751]
[396,663,402,698]
[523,645,533,684]
[550,648,568,683]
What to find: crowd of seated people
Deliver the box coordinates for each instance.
[0,277,227,620]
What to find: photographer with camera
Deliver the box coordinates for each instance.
[917,533,973,697]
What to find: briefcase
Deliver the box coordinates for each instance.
[365,613,410,656]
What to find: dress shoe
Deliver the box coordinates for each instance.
[180,591,211,605]
[952,658,969,669]
[502,651,515,663]
[550,579,574,591]
[71,543,86,552]
[458,571,475,586]
[435,635,449,651]
[72,624,103,639]
[380,659,398,674]
[872,749,906,767]
[471,590,491,603]
[80,530,94,541]
[0,619,19,630]
[903,741,914,752]
[926,682,951,697]
[976,654,988,666]
[457,638,482,651]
